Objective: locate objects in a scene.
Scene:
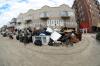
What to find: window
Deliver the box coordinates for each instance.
[40,12,49,17]
[68,12,74,16]
[47,19,64,27]
[61,11,69,16]
[57,20,58,25]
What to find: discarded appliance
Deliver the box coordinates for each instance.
[32,36,50,45]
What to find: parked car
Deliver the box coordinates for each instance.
[96,32,100,41]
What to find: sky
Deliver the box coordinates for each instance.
[0,0,100,27]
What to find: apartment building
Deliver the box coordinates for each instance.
[16,4,77,30]
[72,0,100,32]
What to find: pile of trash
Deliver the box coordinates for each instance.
[0,30,14,39]
[0,27,82,47]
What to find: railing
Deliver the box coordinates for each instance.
[61,11,70,18]
[40,12,49,19]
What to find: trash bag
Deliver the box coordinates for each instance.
[3,33,7,37]
[34,40,42,46]
[48,38,54,46]
[28,36,32,43]
[19,36,24,42]
[16,35,19,40]
[9,35,13,39]
[23,36,29,43]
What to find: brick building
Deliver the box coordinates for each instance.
[72,0,100,32]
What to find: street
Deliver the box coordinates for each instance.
[0,34,100,66]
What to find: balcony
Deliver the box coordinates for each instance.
[40,12,49,20]
[61,11,70,19]
[25,20,32,24]
[17,22,21,25]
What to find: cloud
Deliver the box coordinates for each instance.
[0,0,74,27]
[0,0,10,3]
[17,0,29,3]
[0,4,10,9]
[0,3,11,14]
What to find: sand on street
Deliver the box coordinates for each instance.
[0,34,100,66]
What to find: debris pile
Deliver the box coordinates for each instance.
[0,27,82,47]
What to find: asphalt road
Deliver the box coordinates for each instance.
[0,34,100,66]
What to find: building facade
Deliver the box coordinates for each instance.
[7,18,17,32]
[16,4,77,30]
[72,0,100,32]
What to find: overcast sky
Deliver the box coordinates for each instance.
[0,0,100,27]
